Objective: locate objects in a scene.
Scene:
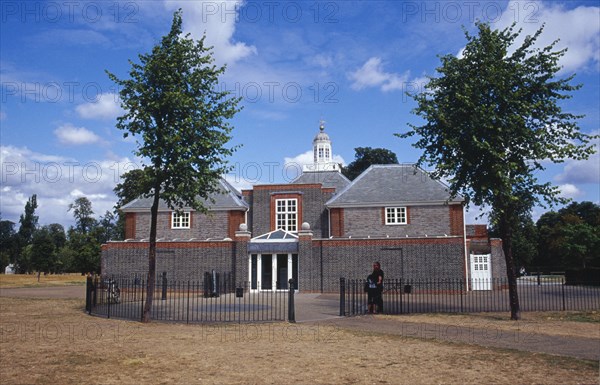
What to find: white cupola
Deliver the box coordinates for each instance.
[303,120,340,172]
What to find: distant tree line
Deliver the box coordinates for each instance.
[0,194,123,275]
[491,201,600,272]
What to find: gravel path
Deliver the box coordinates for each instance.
[315,315,600,361]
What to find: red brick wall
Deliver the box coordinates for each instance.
[330,208,344,237]
[449,204,464,236]
[125,212,136,239]
[228,211,246,238]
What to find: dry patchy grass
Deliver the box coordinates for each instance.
[0,297,598,385]
[0,274,86,288]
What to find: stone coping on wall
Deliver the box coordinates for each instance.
[101,234,466,251]
[101,240,235,250]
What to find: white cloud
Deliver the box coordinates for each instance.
[558,183,583,199]
[54,124,102,145]
[1,145,69,166]
[164,0,257,65]
[310,54,334,68]
[493,1,600,73]
[284,150,313,169]
[0,145,138,226]
[284,150,345,170]
[76,93,123,120]
[554,153,600,185]
[223,174,253,192]
[348,57,426,92]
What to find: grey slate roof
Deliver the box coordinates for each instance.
[326,164,463,207]
[291,171,351,192]
[120,178,248,211]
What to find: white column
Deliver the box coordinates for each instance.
[272,254,277,291]
[288,254,293,289]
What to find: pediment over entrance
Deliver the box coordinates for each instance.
[249,230,298,253]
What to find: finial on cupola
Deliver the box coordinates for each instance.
[319,118,326,131]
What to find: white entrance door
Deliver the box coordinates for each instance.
[470,253,492,290]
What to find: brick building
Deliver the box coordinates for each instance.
[102,123,505,292]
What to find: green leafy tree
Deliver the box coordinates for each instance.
[114,168,152,209]
[66,229,101,274]
[536,210,563,269]
[65,197,101,273]
[342,147,399,180]
[46,223,66,249]
[400,23,597,320]
[0,219,18,272]
[559,201,600,226]
[97,210,121,244]
[56,246,77,273]
[45,224,67,272]
[558,222,599,269]
[16,195,38,273]
[490,214,538,272]
[107,10,241,322]
[68,197,97,234]
[18,245,33,274]
[30,227,57,280]
[536,201,600,270]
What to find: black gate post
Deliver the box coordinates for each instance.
[140,275,145,322]
[86,275,93,314]
[92,275,98,307]
[561,277,566,311]
[460,278,464,313]
[288,278,296,323]
[339,278,346,316]
[161,271,167,300]
[399,278,403,315]
[107,278,111,319]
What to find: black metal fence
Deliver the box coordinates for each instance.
[86,274,296,323]
[340,277,600,316]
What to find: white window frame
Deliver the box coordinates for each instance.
[171,211,191,229]
[275,199,297,232]
[385,207,407,225]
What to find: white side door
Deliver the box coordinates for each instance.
[470,253,492,290]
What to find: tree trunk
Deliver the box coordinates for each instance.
[142,187,161,323]
[500,214,521,320]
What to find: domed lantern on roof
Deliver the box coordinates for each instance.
[304,119,340,172]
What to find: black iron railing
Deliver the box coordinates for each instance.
[86,274,294,323]
[339,277,600,316]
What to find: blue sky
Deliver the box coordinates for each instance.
[1,0,599,227]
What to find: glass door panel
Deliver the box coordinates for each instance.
[276,254,288,290]
[261,254,272,290]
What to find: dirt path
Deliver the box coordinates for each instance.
[316,315,600,361]
[0,285,85,299]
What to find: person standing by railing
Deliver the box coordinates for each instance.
[366,262,384,314]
